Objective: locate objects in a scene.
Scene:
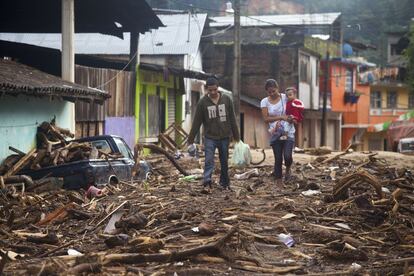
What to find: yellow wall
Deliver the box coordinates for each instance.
[371,85,410,109]
[135,69,176,140]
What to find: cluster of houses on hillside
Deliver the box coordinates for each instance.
[0,0,413,162]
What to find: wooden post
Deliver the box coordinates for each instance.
[130,32,140,72]
[129,31,140,118]
[321,52,329,146]
[233,0,241,130]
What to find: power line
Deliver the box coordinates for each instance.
[167,0,413,32]
[94,50,138,89]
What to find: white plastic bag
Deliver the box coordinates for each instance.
[231,141,252,168]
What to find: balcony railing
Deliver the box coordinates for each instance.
[344,92,360,104]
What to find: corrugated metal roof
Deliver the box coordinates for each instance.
[210,12,341,28]
[140,13,207,55]
[0,14,207,55]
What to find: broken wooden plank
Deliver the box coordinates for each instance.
[4,148,36,177]
[95,201,128,229]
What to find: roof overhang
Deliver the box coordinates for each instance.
[0,59,110,104]
[0,0,163,38]
[139,63,214,81]
[240,94,261,108]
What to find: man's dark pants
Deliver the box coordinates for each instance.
[204,137,230,187]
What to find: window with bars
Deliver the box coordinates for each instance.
[387,91,397,108]
[370,91,381,108]
[345,68,353,93]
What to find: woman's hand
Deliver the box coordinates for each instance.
[286,115,294,123]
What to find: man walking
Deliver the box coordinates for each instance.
[188,77,240,190]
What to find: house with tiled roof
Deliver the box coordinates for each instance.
[0,58,109,162]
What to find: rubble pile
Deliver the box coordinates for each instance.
[1,150,414,275]
[0,121,119,177]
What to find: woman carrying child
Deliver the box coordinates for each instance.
[260,80,303,183]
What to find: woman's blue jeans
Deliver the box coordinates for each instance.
[204,137,230,187]
[271,139,295,179]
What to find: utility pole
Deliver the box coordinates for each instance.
[321,51,330,146]
[233,0,241,129]
[62,0,75,132]
[62,0,74,82]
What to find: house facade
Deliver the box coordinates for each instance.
[320,58,372,150]
[74,61,203,149]
[0,13,210,149]
[365,27,412,151]
[0,59,109,162]
[366,69,412,151]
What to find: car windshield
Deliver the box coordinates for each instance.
[113,137,133,159]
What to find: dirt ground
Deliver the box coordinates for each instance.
[1,149,414,275]
[251,149,414,170]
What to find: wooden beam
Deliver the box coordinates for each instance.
[4,148,36,177]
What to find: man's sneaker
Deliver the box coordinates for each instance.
[219,185,232,191]
[201,180,212,189]
[284,167,292,182]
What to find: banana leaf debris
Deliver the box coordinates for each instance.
[1,148,414,275]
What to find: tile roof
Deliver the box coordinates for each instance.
[0,59,110,104]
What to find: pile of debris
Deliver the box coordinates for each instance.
[0,121,120,178]
[1,148,414,275]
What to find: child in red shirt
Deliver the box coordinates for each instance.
[279,87,304,140]
[285,87,304,123]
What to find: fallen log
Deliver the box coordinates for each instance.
[26,232,59,245]
[103,225,238,265]
[136,143,189,176]
[332,169,383,201]
[3,175,34,189]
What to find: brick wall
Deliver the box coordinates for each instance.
[202,43,299,100]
